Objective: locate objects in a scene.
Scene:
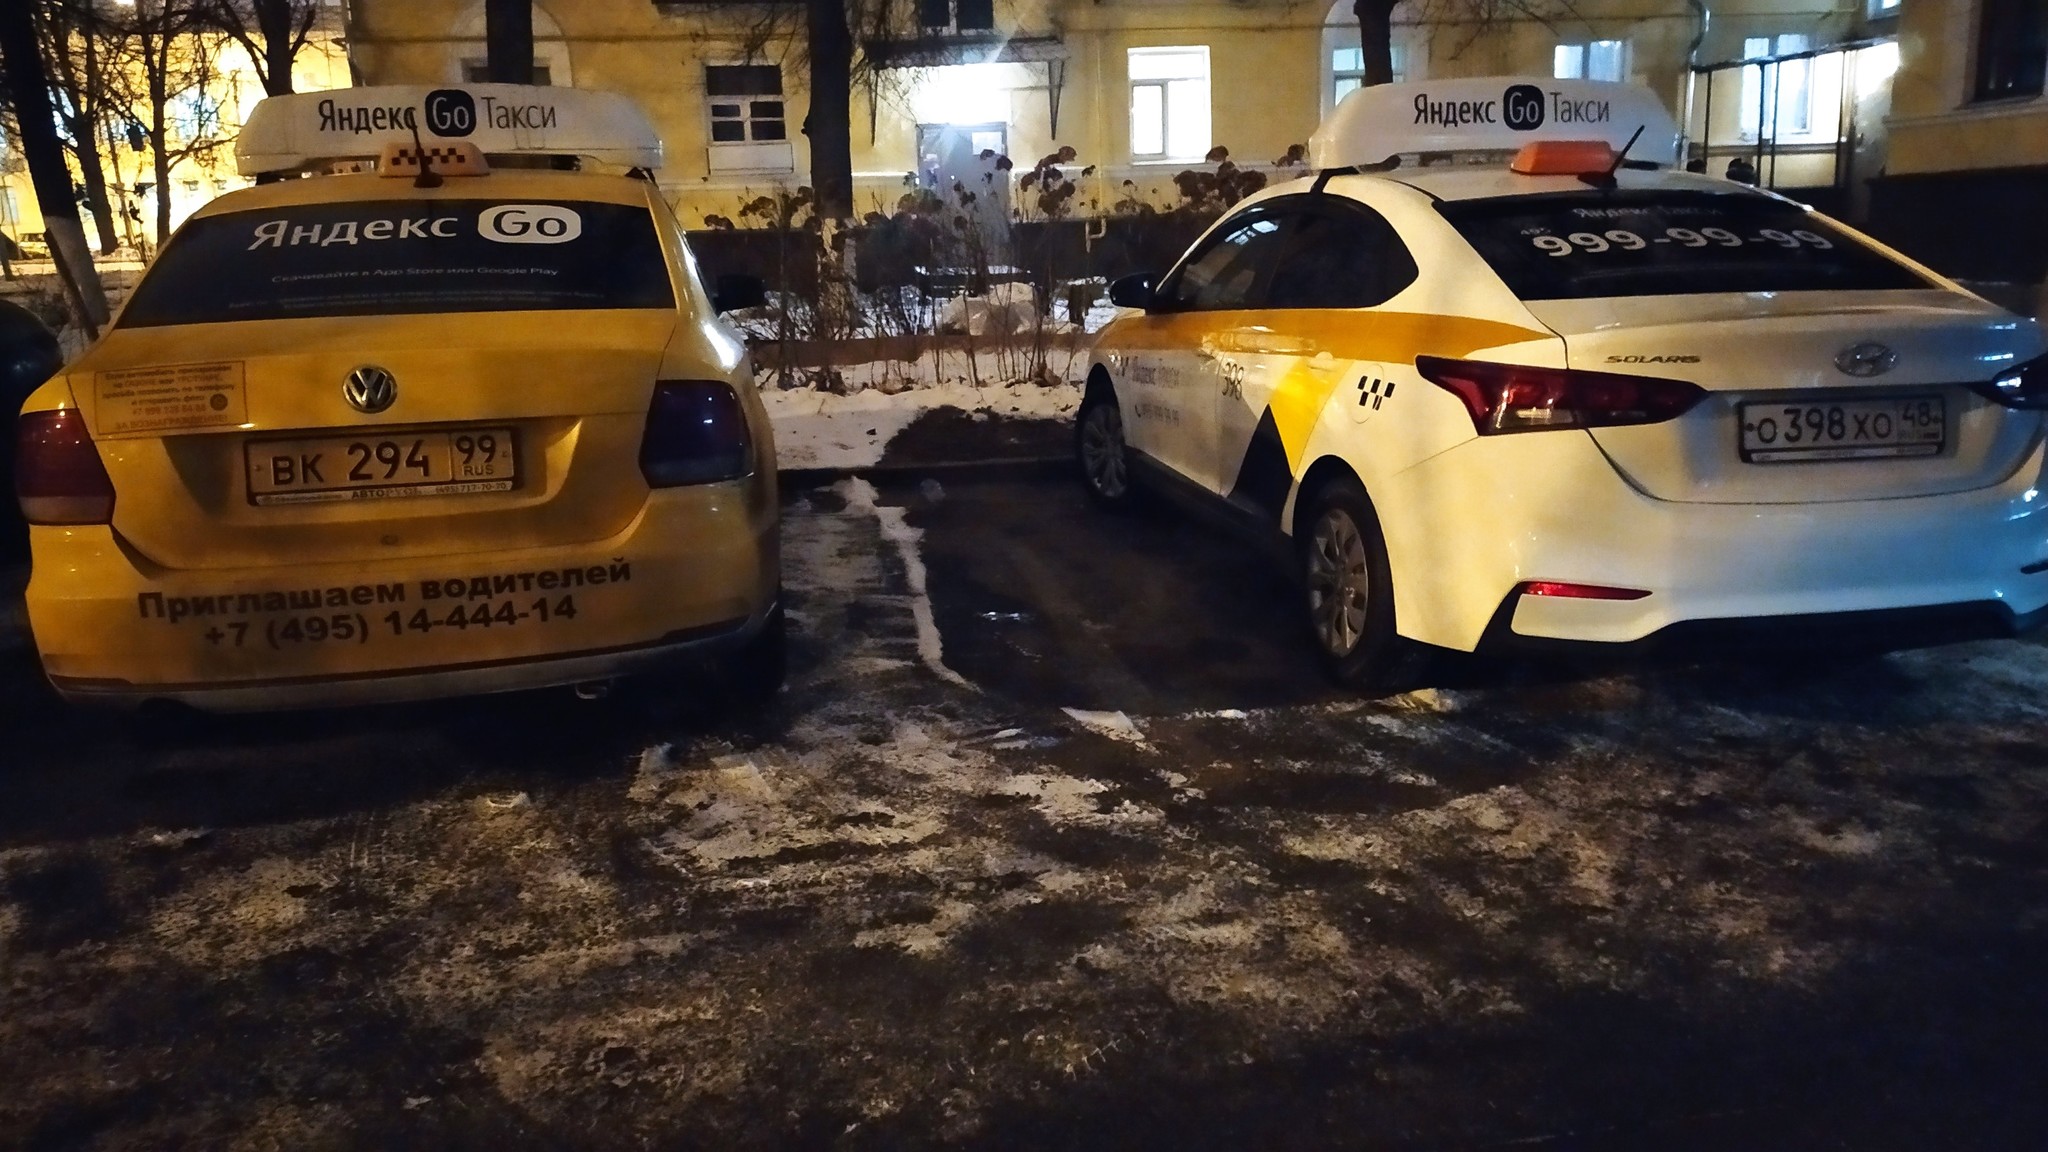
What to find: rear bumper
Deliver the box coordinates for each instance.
[47,612,764,712]
[24,483,778,711]
[1371,430,2048,652]
[1477,597,2048,662]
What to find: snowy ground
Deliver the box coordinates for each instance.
[762,350,1085,471]
[3,472,2046,1148]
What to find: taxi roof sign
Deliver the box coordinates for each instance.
[1307,78,1680,171]
[235,85,664,176]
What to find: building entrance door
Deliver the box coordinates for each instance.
[916,122,1012,259]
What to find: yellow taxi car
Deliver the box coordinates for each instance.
[13,85,781,711]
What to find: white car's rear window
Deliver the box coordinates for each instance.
[120,198,675,327]
[1437,190,1931,300]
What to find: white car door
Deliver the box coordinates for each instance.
[1214,196,1421,522]
[1121,210,1290,492]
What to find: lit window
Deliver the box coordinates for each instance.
[1554,39,1627,82]
[1129,47,1211,162]
[1739,34,1815,139]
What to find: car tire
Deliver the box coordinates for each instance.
[722,601,787,708]
[1075,396,1135,509]
[1298,477,1425,693]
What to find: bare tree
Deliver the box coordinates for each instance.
[204,0,319,96]
[704,0,935,223]
[112,0,228,245]
[36,0,126,254]
[0,0,110,330]
[1353,0,1400,87]
[1355,0,1579,90]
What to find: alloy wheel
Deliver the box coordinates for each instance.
[1080,404,1129,499]
[1306,507,1371,657]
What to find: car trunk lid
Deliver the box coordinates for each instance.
[1526,291,2044,504]
[66,312,675,570]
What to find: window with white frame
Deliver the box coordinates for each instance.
[1867,0,1900,18]
[1331,44,1408,104]
[1554,39,1628,82]
[1129,47,1212,162]
[1739,34,1816,139]
[706,64,793,174]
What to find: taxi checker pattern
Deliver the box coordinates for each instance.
[1083,76,2048,688]
[13,85,781,712]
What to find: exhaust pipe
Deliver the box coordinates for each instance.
[573,680,613,701]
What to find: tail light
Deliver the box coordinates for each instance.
[638,381,752,487]
[1973,352,2048,409]
[16,408,115,525]
[1416,356,1706,434]
[1519,581,1651,601]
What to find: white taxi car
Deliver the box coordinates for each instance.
[14,86,781,711]
[1078,78,2048,687]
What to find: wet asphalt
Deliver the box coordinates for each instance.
[2,462,2047,1150]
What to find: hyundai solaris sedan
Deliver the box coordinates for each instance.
[1077,77,2048,688]
[14,86,781,711]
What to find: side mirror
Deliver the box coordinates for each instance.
[711,273,768,314]
[1108,272,1158,311]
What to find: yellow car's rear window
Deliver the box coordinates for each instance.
[120,198,675,327]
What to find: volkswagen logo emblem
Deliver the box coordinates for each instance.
[1834,342,1898,378]
[344,366,397,414]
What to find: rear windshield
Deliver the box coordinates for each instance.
[119,197,675,327]
[1437,190,1931,300]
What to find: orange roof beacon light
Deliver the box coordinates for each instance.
[1510,139,1617,177]
[377,139,490,179]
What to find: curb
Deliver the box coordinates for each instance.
[779,455,1070,490]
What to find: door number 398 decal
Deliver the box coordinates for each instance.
[1218,358,1246,400]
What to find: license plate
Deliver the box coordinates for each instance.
[246,427,517,505]
[1738,395,1945,463]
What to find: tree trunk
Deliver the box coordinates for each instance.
[806,0,855,221]
[257,0,297,95]
[0,0,109,332]
[41,9,121,253]
[152,123,172,247]
[1354,0,1398,87]
[67,114,122,254]
[485,0,533,84]
[149,34,173,248]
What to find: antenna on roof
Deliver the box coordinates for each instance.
[1580,124,1644,190]
[407,117,442,189]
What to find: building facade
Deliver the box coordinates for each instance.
[342,0,1890,228]
[1867,0,2048,282]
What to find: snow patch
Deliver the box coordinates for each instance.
[842,478,974,691]
[1060,708,1148,748]
[763,376,1080,470]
